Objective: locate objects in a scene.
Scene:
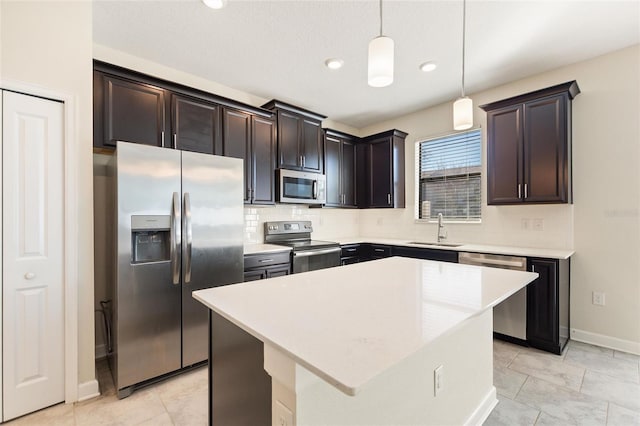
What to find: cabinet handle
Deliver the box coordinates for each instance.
[346,248,356,252]
[258,259,273,263]
[302,156,306,168]
[374,248,384,252]
[161,131,165,147]
[524,183,528,199]
[387,193,391,205]
[518,184,522,199]
[299,155,303,167]
[531,265,536,273]
[173,133,177,149]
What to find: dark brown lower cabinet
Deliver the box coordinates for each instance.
[526,257,570,355]
[243,252,291,282]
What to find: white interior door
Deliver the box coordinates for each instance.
[2,90,65,421]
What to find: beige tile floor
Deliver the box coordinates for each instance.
[5,339,640,425]
[485,339,640,425]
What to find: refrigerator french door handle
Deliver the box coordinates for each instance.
[184,192,193,284]
[171,192,181,285]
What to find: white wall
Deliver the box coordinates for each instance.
[0,0,95,391]
[359,45,640,351]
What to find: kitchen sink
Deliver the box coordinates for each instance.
[408,242,463,247]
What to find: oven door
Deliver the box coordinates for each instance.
[292,247,341,273]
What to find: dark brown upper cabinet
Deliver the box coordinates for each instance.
[94,71,167,149]
[222,107,276,205]
[323,129,358,208]
[262,100,326,174]
[358,129,407,208]
[93,61,275,154]
[172,94,221,155]
[480,81,580,205]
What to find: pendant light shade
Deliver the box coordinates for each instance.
[368,0,393,88]
[368,36,394,87]
[453,0,473,130]
[453,97,473,130]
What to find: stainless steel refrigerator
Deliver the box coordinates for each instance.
[108,141,244,398]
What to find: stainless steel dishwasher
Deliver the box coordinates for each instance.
[459,252,528,341]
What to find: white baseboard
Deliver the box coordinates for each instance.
[465,386,498,426]
[95,343,107,360]
[571,328,640,356]
[77,379,100,402]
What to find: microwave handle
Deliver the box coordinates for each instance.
[312,180,318,199]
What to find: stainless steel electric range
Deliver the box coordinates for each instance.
[264,221,340,273]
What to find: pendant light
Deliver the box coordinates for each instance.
[368,0,394,87]
[453,0,473,130]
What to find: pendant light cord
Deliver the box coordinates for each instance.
[379,0,383,36]
[461,0,466,97]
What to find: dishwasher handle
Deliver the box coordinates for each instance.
[458,252,527,271]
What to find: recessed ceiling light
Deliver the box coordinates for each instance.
[325,58,344,70]
[202,0,227,9]
[419,61,437,72]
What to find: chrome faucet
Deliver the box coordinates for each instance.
[437,213,447,243]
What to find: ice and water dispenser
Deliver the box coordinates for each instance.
[131,215,171,264]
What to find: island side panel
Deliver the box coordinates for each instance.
[267,309,496,426]
[209,311,271,425]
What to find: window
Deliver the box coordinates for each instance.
[415,129,481,221]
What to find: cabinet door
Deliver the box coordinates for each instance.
[222,108,251,202]
[486,104,523,204]
[341,140,356,207]
[252,116,277,204]
[369,138,393,207]
[244,269,266,282]
[266,264,291,278]
[324,135,342,206]
[102,74,166,148]
[301,119,323,173]
[277,111,301,169]
[173,95,220,155]
[356,143,369,208]
[524,95,568,203]
[526,258,559,353]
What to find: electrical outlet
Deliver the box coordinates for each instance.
[434,365,444,396]
[592,291,606,306]
[521,218,530,230]
[532,219,544,231]
[275,400,293,426]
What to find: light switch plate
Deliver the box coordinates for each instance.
[275,400,294,426]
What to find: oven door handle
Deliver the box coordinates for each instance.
[293,247,341,257]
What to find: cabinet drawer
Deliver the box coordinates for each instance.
[244,251,291,269]
[340,244,362,258]
[370,244,392,258]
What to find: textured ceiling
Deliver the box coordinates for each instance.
[93,0,640,129]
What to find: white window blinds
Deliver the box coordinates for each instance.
[416,129,482,221]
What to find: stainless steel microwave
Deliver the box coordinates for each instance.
[276,169,326,205]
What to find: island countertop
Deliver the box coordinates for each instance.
[193,257,537,396]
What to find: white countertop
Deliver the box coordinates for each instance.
[193,257,538,396]
[335,237,574,259]
[243,243,291,255]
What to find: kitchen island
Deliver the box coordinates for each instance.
[193,257,538,425]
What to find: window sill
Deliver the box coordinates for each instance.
[414,219,482,225]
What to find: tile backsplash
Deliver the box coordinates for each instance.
[244,205,360,243]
